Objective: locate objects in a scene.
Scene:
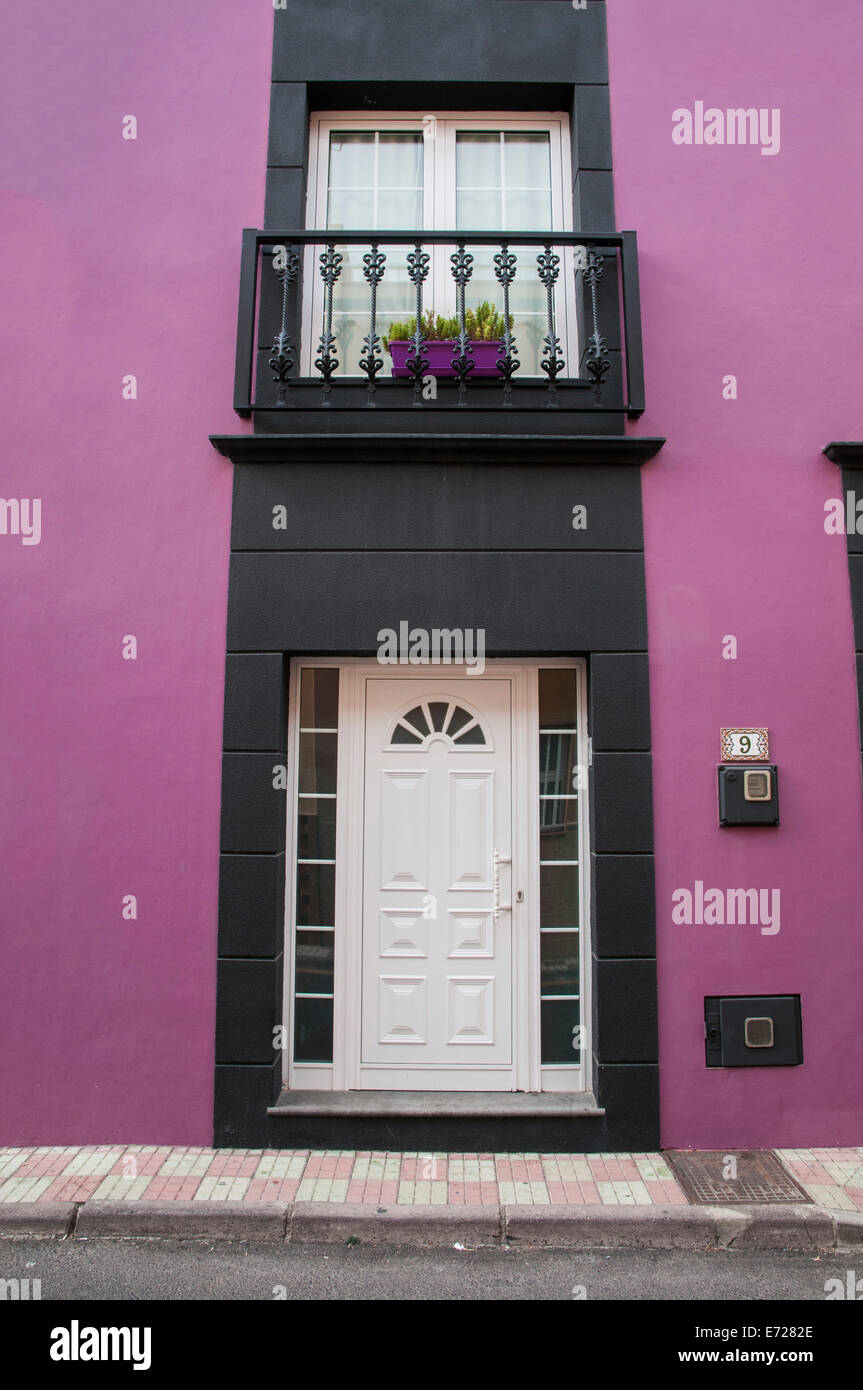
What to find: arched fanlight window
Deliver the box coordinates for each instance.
[386,699,490,750]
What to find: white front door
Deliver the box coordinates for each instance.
[360,677,514,1090]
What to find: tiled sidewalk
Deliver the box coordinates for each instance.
[777,1149,863,1213]
[0,1146,861,1209]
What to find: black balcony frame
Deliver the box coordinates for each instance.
[232,228,645,420]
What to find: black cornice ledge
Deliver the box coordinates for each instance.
[209,433,666,467]
[823,442,863,467]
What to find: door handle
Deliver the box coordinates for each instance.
[493,847,512,921]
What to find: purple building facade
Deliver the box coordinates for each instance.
[2,0,861,1152]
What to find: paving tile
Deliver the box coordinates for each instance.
[41,1175,105,1203]
[0,1175,55,1203]
[628,1180,651,1204]
[805,1183,857,1212]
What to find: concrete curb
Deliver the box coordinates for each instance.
[503,1203,722,1250]
[74,1201,290,1242]
[0,1203,77,1238]
[1,1199,858,1250]
[721,1205,836,1251]
[289,1202,500,1246]
[834,1211,863,1246]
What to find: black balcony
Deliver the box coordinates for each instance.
[231,229,645,425]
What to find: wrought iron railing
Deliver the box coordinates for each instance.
[232,230,644,417]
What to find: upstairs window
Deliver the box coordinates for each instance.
[304,113,574,377]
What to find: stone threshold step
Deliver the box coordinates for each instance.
[267,1089,605,1118]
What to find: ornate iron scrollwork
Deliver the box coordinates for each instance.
[450,243,475,403]
[493,243,520,405]
[358,244,386,402]
[584,246,611,398]
[537,244,566,401]
[314,243,343,403]
[405,245,431,397]
[268,247,300,405]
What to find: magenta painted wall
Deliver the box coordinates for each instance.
[2,1,862,1150]
[607,0,863,1145]
[0,3,270,1143]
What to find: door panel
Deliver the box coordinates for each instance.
[361,677,513,1088]
[379,770,428,888]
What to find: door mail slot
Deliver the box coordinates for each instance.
[705,995,803,1067]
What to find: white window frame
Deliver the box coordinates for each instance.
[302,112,576,378]
[283,658,591,1096]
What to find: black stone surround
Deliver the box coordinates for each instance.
[212,0,663,1150]
[825,443,863,783]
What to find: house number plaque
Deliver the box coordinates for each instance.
[720,728,769,762]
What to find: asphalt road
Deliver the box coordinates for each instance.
[0,1238,855,1301]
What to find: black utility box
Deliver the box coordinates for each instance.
[718,763,779,825]
[705,994,803,1067]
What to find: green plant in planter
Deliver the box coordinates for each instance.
[384,301,512,353]
[467,300,511,341]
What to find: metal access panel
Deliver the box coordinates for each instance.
[666,1150,812,1205]
[718,764,779,825]
[704,995,803,1067]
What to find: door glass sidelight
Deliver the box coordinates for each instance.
[292,667,340,1063]
[538,668,581,1065]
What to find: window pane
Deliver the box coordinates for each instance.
[400,705,429,734]
[514,318,546,377]
[541,998,580,1064]
[377,132,423,188]
[456,193,503,231]
[539,799,579,861]
[539,732,578,798]
[298,796,337,860]
[295,931,335,995]
[326,188,374,231]
[456,131,501,189]
[445,705,473,737]
[429,702,449,732]
[328,132,375,189]
[506,192,551,231]
[294,996,334,1063]
[454,722,485,745]
[300,669,339,728]
[540,862,579,929]
[298,731,338,795]
[391,723,422,745]
[539,669,577,728]
[503,133,551,190]
[541,932,579,996]
[377,190,423,230]
[296,862,335,927]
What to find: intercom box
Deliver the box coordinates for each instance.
[705,995,803,1067]
[718,763,779,825]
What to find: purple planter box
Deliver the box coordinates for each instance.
[388,340,504,379]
